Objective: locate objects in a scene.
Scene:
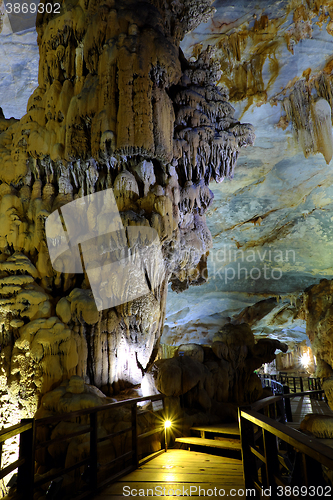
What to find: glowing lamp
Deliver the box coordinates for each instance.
[164,420,172,451]
[301,352,310,369]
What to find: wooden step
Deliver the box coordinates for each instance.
[191,423,240,439]
[175,437,242,451]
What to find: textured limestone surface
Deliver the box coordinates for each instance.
[145,322,287,423]
[0,0,255,437]
[301,280,333,379]
[164,0,333,361]
[300,413,333,438]
[5,1,333,497]
[3,1,333,357]
[3,0,333,430]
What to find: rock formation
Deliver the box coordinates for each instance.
[0,0,254,430]
[144,323,287,422]
[185,2,333,164]
[301,279,333,380]
[282,81,333,164]
[300,412,333,439]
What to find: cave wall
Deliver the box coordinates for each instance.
[0,0,254,428]
[164,0,333,360]
[276,343,315,374]
[301,279,333,378]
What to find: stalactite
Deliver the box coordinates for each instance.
[282,77,333,164]
[0,0,254,430]
[173,48,254,187]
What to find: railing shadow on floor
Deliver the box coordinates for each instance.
[0,394,165,500]
[239,389,333,499]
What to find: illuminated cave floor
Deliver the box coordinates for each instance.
[95,449,245,499]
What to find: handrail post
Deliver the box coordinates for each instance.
[293,377,296,393]
[17,418,35,500]
[238,407,260,499]
[309,378,314,399]
[283,385,292,422]
[324,390,328,405]
[132,403,138,468]
[90,412,98,491]
[300,377,303,392]
[263,429,279,498]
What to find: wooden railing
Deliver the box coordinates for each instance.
[1,380,330,500]
[239,389,333,499]
[261,378,285,395]
[259,373,322,397]
[0,421,34,497]
[0,394,165,500]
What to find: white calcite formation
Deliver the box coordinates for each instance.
[0,0,254,429]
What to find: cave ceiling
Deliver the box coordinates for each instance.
[1,0,333,351]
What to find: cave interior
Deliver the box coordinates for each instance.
[1,0,333,495]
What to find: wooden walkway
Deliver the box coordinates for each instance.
[95,396,333,500]
[95,449,245,499]
[288,395,333,427]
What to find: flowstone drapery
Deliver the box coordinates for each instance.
[0,0,254,426]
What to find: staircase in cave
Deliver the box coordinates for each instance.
[175,422,242,457]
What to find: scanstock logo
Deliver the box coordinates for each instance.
[45,189,164,311]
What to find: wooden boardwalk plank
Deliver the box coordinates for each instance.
[118,472,243,481]
[148,453,240,463]
[138,463,242,471]
[290,396,333,423]
[175,436,241,450]
[94,449,245,499]
[191,423,240,436]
